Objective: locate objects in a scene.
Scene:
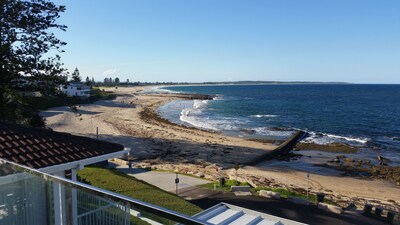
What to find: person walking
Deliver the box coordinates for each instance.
[128,161,132,171]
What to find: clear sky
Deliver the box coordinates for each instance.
[54,0,400,83]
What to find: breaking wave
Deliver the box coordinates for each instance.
[250,114,279,118]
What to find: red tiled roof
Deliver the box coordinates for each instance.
[0,122,124,169]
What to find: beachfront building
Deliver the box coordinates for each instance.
[0,122,130,225]
[60,82,91,97]
[0,122,305,225]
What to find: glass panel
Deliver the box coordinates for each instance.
[0,160,206,225]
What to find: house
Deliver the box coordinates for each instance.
[60,82,91,97]
[0,122,129,225]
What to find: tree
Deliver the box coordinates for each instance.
[71,67,81,82]
[1,0,67,88]
[0,0,67,127]
[85,76,90,85]
[114,77,120,84]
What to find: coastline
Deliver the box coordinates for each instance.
[41,86,400,211]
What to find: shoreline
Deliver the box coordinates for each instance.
[41,86,400,212]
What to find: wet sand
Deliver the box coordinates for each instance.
[41,86,400,212]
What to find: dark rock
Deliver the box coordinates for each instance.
[344,158,355,163]
[269,127,294,131]
[240,129,257,135]
[334,158,340,163]
[295,142,358,153]
[378,155,390,163]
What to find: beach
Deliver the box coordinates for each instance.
[41,86,400,211]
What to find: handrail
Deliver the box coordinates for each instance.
[0,158,212,225]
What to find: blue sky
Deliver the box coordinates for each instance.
[55,0,400,83]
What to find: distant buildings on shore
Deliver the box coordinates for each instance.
[60,82,91,97]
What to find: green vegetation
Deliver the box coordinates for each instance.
[253,186,338,205]
[0,87,115,127]
[200,179,338,205]
[77,167,202,225]
[200,179,250,192]
[253,187,317,201]
[24,89,116,111]
[1,0,67,127]
[130,217,152,225]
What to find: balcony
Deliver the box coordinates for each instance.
[0,158,209,225]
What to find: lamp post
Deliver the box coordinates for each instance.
[175,173,180,195]
[234,164,240,185]
[307,173,310,200]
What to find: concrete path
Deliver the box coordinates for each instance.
[110,162,210,193]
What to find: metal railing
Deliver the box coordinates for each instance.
[0,158,211,225]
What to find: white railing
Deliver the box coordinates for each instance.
[0,158,211,225]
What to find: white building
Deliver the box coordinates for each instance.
[60,82,91,97]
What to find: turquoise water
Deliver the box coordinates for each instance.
[157,84,400,163]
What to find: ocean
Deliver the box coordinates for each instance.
[156,84,400,164]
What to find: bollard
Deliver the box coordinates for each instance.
[317,193,325,203]
[219,177,225,187]
[374,206,383,219]
[363,204,372,216]
[387,210,395,225]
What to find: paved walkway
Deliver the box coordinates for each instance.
[110,162,210,193]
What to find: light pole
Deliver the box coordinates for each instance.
[234,164,240,185]
[175,173,179,195]
[307,173,310,200]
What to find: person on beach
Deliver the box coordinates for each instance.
[128,161,132,171]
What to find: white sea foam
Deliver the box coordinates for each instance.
[254,127,294,137]
[193,100,208,109]
[325,133,369,144]
[179,100,218,130]
[213,95,224,101]
[303,131,369,145]
[250,114,278,118]
[178,99,244,131]
[179,110,218,130]
[140,86,181,94]
[179,112,239,131]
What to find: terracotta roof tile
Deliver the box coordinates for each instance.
[0,122,124,169]
[48,158,55,164]
[18,155,27,162]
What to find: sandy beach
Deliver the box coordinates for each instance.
[41,86,400,212]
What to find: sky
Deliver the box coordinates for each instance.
[54,0,400,83]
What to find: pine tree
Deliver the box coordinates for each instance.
[71,68,81,82]
[0,0,67,127]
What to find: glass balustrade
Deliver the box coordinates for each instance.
[0,158,209,225]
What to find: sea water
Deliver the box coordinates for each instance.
[157,84,400,164]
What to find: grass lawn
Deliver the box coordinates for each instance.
[77,166,203,223]
[200,179,338,206]
[200,179,251,192]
